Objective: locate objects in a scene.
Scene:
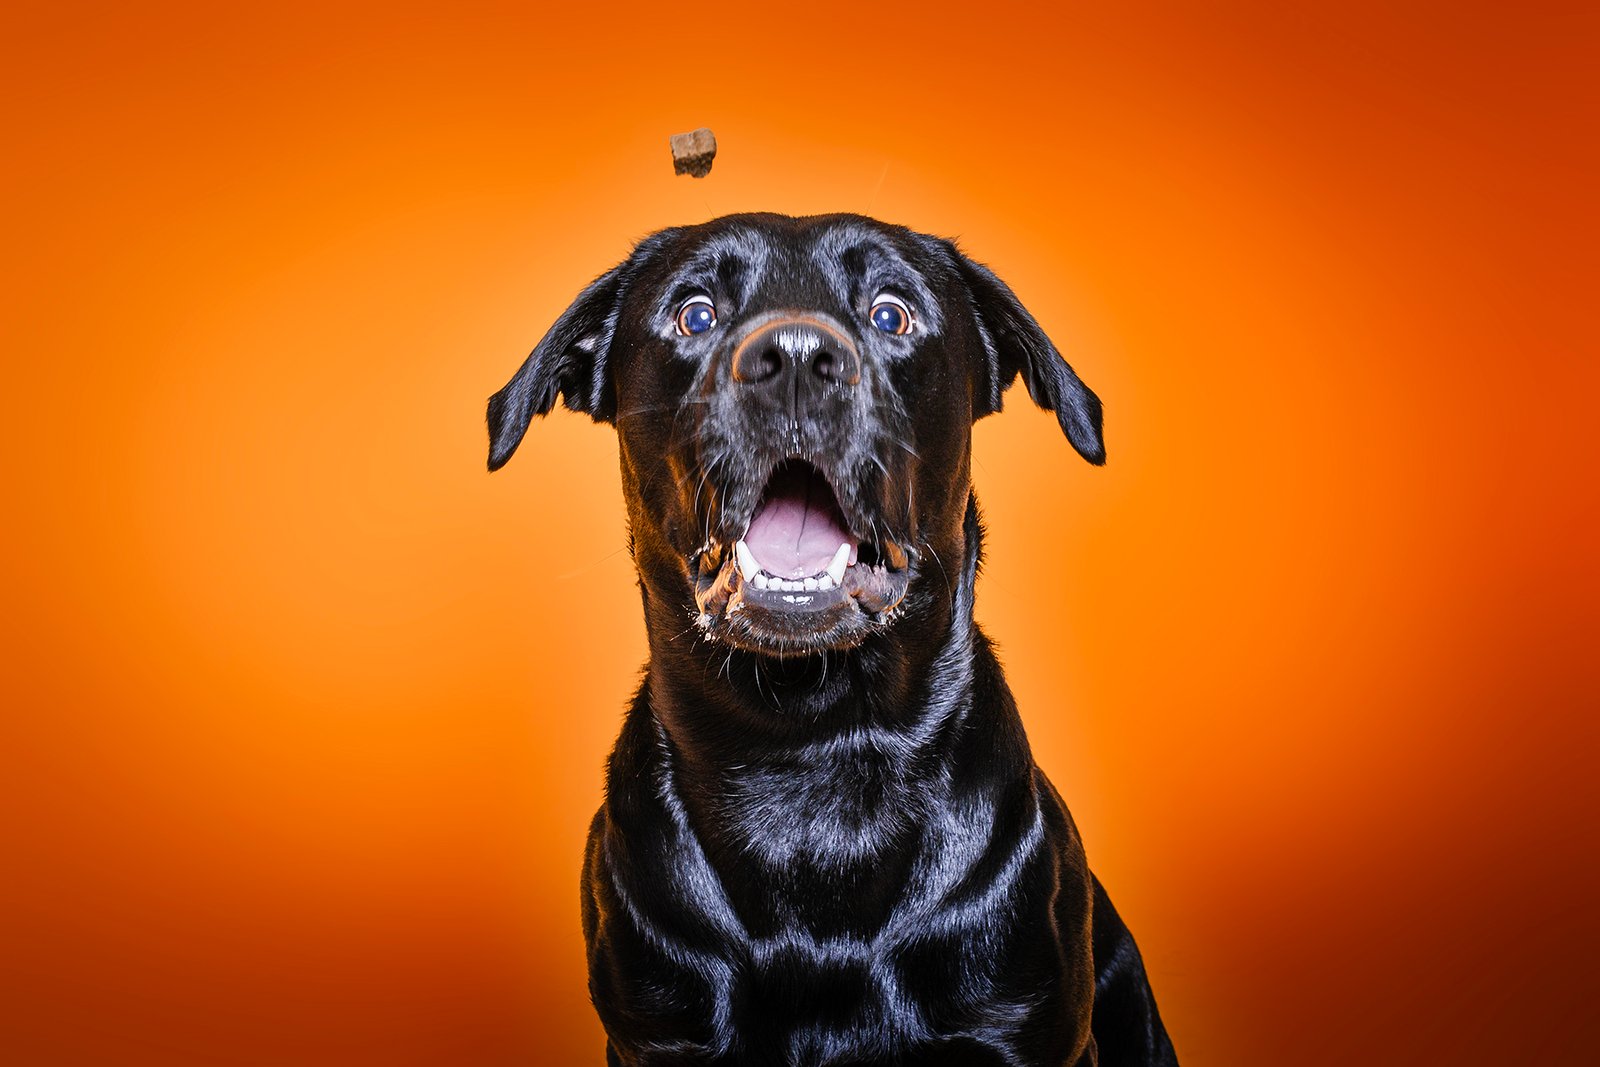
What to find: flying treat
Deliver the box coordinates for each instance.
[670,128,717,178]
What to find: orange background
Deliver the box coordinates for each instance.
[4,2,1597,1064]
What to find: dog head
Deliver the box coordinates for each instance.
[488,213,1102,657]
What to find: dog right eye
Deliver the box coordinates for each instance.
[675,297,717,336]
[868,294,913,335]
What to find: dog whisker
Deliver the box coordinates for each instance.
[615,399,712,423]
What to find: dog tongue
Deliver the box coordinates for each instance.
[745,464,854,579]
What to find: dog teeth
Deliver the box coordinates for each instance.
[826,543,851,586]
[735,540,760,582]
[739,542,854,595]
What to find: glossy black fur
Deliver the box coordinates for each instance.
[488,214,1177,1065]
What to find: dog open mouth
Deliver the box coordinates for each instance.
[692,459,912,647]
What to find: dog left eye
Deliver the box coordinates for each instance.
[869,295,912,335]
[675,297,717,336]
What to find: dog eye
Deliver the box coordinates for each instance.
[675,296,717,336]
[868,295,912,335]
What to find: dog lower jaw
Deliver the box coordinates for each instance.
[692,550,912,655]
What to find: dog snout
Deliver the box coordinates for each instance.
[729,315,862,409]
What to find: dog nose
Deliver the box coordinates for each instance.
[730,315,862,390]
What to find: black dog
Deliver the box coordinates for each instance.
[488,213,1178,1066]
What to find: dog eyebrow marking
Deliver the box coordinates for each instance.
[815,226,946,335]
[653,228,774,325]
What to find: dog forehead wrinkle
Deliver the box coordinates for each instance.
[747,258,834,315]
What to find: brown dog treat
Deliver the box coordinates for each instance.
[669,127,717,178]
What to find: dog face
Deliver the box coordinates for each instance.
[488,213,1103,656]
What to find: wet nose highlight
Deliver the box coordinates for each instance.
[730,316,861,387]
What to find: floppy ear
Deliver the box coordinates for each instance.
[955,250,1106,465]
[485,266,627,471]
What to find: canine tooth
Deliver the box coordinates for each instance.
[735,540,759,582]
[753,573,769,590]
[818,574,836,591]
[826,543,851,585]
[803,577,818,591]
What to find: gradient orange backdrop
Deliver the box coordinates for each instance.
[5,2,1597,1064]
